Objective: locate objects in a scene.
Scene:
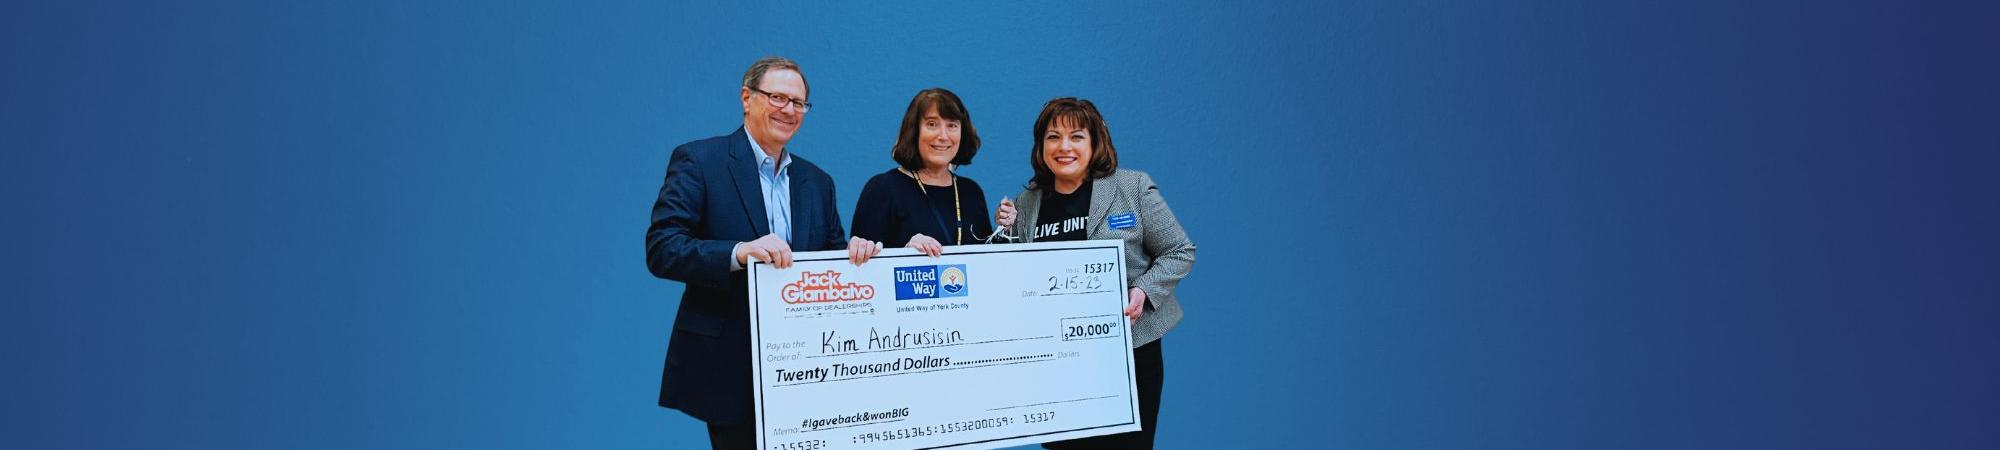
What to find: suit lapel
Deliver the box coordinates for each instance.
[728,128,771,237]
[1087,176,1114,238]
[1018,188,1042,243]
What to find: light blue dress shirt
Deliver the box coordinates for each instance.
[746,134,792,244]
[732,134,792,271]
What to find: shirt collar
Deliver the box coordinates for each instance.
[746,132,791,171]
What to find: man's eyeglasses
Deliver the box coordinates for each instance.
[749,87,811,113]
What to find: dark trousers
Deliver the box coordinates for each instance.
[706,421,755,450]
[1045,339,1165,450]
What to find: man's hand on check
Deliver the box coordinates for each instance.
[737,233,793,269]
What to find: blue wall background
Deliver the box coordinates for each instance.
[5,1,1997,448]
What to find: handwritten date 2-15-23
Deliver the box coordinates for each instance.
[1044,261,1115,294]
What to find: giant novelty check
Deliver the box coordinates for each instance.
[747,240,1142,450]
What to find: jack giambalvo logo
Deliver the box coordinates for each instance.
[781,271,876,304]
[894,264,967,300]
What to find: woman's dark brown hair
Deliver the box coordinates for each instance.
[1028,97,1118,190]
[891,88,980,171]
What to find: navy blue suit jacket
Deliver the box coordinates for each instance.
[645,127,846,425]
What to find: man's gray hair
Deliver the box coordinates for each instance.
[742,56,808,97]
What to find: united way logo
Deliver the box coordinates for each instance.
[894,264,968,300]
[938,266,966,295]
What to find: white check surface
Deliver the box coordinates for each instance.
[749,240,1141,450]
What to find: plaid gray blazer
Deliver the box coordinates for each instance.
[1009,169,1195,347]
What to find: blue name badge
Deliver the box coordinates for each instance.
[1107,212,1137,230]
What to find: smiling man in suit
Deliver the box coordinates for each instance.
[644,56,881,450]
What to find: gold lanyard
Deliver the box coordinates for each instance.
[902,167,962,245]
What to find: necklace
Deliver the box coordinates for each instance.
[901,167,962,245]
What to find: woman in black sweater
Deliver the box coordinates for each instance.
[851,88,995,258]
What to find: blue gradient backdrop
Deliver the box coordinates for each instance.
[5,1,1997,448]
